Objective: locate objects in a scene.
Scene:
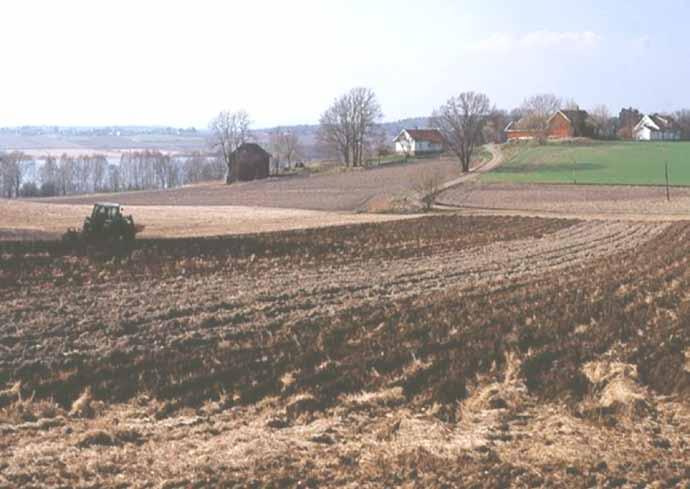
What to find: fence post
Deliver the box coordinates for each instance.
[665,161,670,202]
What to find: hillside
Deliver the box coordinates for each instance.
[36,155,460,212]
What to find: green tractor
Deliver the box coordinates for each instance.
[64,203,140,243]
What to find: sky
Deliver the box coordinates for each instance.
[2,0,690,128]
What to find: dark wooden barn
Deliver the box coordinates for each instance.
[228,143,271,182]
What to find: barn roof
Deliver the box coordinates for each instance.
[233,142,271,157]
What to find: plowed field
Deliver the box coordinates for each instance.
[1,215,689,488]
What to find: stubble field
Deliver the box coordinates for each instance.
[1,215,689,487]
[0,199,408,241]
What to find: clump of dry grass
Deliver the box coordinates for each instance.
[0,381,21,407]
[339,387,405,413]
[285,393,322,421]
[580,361,653,420]
[70,387,94,418]
[280,371,298,391]
[1,398,64,424]
[77,427,143,448]
[461,351,527,417]
[0,382,64,424]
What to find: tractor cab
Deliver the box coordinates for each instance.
[91,203,124,222]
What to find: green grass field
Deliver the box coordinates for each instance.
[484,141,690,186]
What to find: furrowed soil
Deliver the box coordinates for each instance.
[1,215,689,488]
[438,181,690,220]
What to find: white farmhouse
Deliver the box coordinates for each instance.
[634,114,681,141]
[393,129,444,156]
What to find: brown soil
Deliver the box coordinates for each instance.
[1,215,689,487]
[439,182,690,219]
[37,157,463,212]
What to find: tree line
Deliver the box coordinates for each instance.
[0,150,224,198]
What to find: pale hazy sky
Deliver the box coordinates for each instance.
[2,0,689,128]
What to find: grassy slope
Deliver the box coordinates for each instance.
[484,141,690,185]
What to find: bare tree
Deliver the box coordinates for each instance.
[318,87,383,167]
[270,128,301,172]
[520,94,562,143]
[483,109,510,144]
[0,153,8,198]
[39,156,60,196]
[412,168,445,211]
[590,105,613,139]
[674,109,690,140]
[107,164,122,193]
[431,91,492,172]
[209,110,251,183]
[618,107,643,140]
[371,126,392,164]
[90,155,108,192]
[0,152,32,198]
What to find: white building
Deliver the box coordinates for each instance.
[393,129,444,156]
[634,114,681,141]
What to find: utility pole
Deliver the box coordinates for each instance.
[572,158,577,185]
[665,161,670,202]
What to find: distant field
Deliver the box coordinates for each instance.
[0,200,409,240]
[484,141,690,185]
[39,156,464,212]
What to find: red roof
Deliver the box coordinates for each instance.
[402,129,444,144]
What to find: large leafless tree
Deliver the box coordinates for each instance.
[0,152,32,198]
[674,109,690,140]
[590,104,613,139]
[209,110,251,183]
[318,87,383,167]
[431,92,492,172]
[520,93,562,143]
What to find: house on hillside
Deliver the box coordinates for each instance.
[505,110,597,141]
[393,129,444,156]
[633,114,681,141]
[228,143,271,182]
